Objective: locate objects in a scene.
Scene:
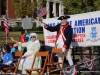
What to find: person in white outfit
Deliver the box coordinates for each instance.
[10,33,41,74]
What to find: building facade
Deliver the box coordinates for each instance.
[0,0,64,27]
[46,0,64,18]
[0,0,17,27]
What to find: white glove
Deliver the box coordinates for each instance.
[62,48,66,52]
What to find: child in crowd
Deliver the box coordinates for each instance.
[10,44,18,53]
[19,30,27,52]
[20,30,27,43]
[0,47,3,63]
[25,30,31,42]
[0,44,14,73]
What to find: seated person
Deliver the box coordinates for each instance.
[45,45,52,52]
[8,43,14,49]
[40,40,52,52]
[40,40,46,51]
[0,44,14,73]
[0,47,3,63]
[19,30,27,52]
[10,33,41,74]
[25,30,31,42]
[10,44,18,53]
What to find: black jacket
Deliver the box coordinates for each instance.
[46,24,73,49]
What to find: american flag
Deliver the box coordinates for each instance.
[62,65,78,75]
[3,13,9,36]
[36,7,47,18]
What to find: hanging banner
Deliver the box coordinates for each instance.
[42,11,100,47]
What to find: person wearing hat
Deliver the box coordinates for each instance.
[44,15,74,67]
[0,44,14,73]
[10,33,41,74]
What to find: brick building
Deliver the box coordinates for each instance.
[6,0,16,19]
[0,0,18,27]
[0,0,64,27]
[0,0,15,18]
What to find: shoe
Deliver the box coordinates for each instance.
[63,65,78,75]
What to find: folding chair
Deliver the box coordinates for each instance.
[46,48,66,75]
[3,51,23,74]
[25,51,49,75]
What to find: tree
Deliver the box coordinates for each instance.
[11,0,46,18]
[62,0,100,14]
[94,0,100,10]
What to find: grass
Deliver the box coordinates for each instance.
[0,31,44,46]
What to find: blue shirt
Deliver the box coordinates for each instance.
[10,47,18,53]
[45,46,52,52]
[26,34,31,41]
[3,53,13,66]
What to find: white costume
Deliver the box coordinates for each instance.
[56,34,73,66]
[56,26,73,66]
[18,33,41,74]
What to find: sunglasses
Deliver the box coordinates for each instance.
[31,36,36,38]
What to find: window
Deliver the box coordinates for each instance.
[16,22,22,27]
[1,0,6,15]
[56,3,59,17]
[1,21,4,26]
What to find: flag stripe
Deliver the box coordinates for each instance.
[36,7,47,18]
[5,28,9,35]
[3,13,9,36]
[4,19,8,28]
[39,7,46,16]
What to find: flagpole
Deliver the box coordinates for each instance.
[3,12,9,45]
[6,35,7,44]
